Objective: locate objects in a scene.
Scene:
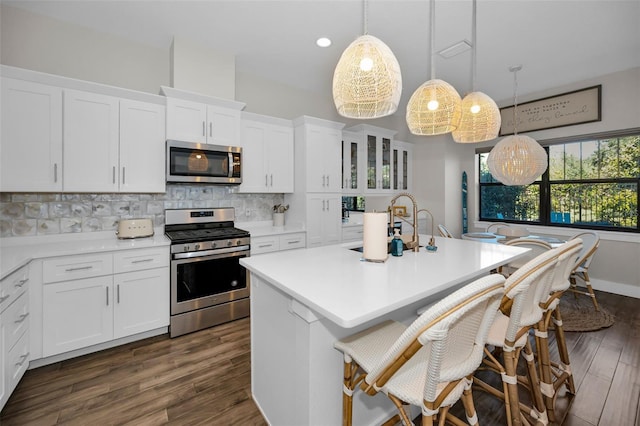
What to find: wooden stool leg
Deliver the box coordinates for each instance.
[503,349,523,426]
[342,358,355,426]
[552,307,576,395]
[534,315,555,421]
[461,377,479,425]
[582,271,600,311]
[523,339,548,425]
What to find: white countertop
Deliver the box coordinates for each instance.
[235,220,305,237]
[0,229,170,279]
[240,235,529,328]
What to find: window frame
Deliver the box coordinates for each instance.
[477,128,640,233]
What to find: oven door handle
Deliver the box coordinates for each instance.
[172,245,250,260]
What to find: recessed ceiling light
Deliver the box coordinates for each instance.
[316,37,332,48]
[438,40,472,59]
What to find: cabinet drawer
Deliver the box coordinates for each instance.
[0,265,29,314]
[342,226,364,243]
[251,236,280,255]
[113,247,169,274]
[3,291,29,352]
[6,329,30,394]
[43,253,113,283]
[280,233,306,251]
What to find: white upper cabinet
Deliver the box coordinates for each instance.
[162,86,245,147]
[1,78,63,192]
[239,112,294,193]
[63,89,120,192]
[393,140,413,193]
[119,99,166,193]
[293,116,344,193]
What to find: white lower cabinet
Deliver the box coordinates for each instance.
[1,263,30,412]
[342,225,364,243]
[42,247,169,358]
[306,195,342,248]
[251,232,306,255]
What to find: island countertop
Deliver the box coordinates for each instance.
[240,235,528,328]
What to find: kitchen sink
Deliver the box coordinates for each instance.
[350,243,422,254]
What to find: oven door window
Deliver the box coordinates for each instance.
[174,254,247,303]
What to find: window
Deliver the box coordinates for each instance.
[479,130,639,232]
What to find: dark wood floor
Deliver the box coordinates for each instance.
[1,290,638,425]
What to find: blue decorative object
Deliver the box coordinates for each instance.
[391,229,403,257]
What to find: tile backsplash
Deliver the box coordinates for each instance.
[0,185,284,237]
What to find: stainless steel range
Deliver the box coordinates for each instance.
[165,208,250,338]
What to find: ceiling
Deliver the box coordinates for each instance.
[6,0,640,113]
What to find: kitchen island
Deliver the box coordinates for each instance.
[240,235,528,425]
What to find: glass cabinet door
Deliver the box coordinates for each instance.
[367,135,377,190]
[393,149,399,190]
[382,137,391,190]
[349,142,358,190]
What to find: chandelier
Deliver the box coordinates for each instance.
[487,66,547,186]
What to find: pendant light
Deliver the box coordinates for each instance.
[406,0,461,135]
[487,66,547,186]
[333,0,402,119]
[452,0,501,143]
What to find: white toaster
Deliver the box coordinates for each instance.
[116,218,154,239]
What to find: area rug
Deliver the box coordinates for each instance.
[554,294,615,332]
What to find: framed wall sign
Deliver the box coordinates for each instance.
[499,85,601,136]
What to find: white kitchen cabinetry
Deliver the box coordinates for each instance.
[42,247,169,357]
[64,90,166,193]
[251,232,306,255]
[0,78,63,192]
[63,89,120,192]
[342,225,364,243]
[345,124,397,195]
[393,141,413,193]
[239,112,294,193]
[293,116,344,193]
[119,99,166,193]
[162,86,245,147]
[0,263,30,412]
[342,130,363,194]
[305,195,342,248]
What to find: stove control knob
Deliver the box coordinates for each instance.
[227,240,233,247]
[195,244,200,251]
[212,242,217,249]
[183,245,190,252]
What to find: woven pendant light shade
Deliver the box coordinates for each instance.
[406,79,462,135]
[333,35,402,119]
[487,135,548,186]
[452,91,501,143]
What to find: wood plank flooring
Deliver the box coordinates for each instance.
[1,290,638,425]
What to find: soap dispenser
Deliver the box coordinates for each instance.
[391,229,403,257]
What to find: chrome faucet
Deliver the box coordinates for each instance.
[417,208,437,251]
[389,192,419,252]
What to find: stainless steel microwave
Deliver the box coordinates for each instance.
[166,140,242,184]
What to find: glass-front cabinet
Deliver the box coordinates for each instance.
[344,124,397,195]
[393,140,413,192]
[342,130,361,194]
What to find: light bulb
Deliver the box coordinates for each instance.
[427,100,439,111]
[359,57,373,71]
[196,154,202,159]
[470,104,481,114]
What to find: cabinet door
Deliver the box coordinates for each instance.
[1,78,62,192]
[306,195,342,248]
[42,276,113,357]
[119,100,166,193]
[63,89,119,192]
[323,195,343,246]
[238,120,269,193]
[393,141,413,192]
[342,135,361,193]
[165,97,208,143]
[323,128,343,193]
[267,125,294,193]
[306,126,341,193]
[306,196,325,247]
[365,133,393,194]
[206,104,240,146]
[113,268,169,339]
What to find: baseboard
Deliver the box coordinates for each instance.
[584,278,640,299]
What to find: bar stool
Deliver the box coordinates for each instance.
[533,239,583,423]
[334,274,505,426]
[499,238,552,277]
[568,231,600,311]
[473,247,563,426]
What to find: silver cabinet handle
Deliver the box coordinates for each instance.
[15,352,30,367]
[132,258,153,264]
[15,278,29,288]
[265,174,268,187]
[14,313,29,324]
[113,166,116,184]
[209,122,213,137]
[322,175,325,187]
[258,244,274,248]
[202,121,206,136]
[117,284,120,304]
[326,175,330,187]
[54,163,58,183]
[0,295,9,303]
[322,200,326,211]
[122,167,126,185]
[106,287,109,306]
[65,266,93,272]
[270,174,273,186]
[287,240,300,244]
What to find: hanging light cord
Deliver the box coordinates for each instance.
[510,65,522,135]
[430,0,436,79]
[363,0,368,35]
[471,0,477,91]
